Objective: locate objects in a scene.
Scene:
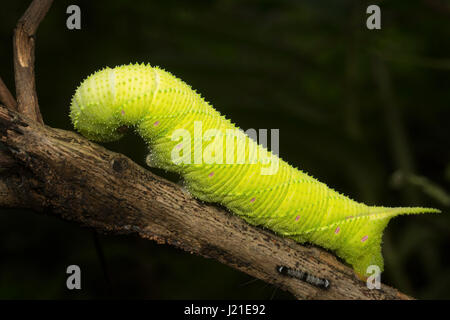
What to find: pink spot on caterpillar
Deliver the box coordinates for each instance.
[208,172,214,177]
[361,235,368,242]
[121,110,125,115]
[334,226,340,234]
[153,121,160,126]
[176,143,183,149]
[295,215,300,221]
[250,197,256,203]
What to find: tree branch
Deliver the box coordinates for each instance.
[0,76,18,168]
[0,77,17,111]
[13,0,53,124]
[0,106,411,300]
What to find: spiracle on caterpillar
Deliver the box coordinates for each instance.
[70,63,441,278]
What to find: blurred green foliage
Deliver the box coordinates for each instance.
[0,0,449,299]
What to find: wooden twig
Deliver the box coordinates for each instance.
[0,77,17,111]
[0,106,412,300]
[13,0,53,124]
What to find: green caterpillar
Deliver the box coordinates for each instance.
[70,63,440,278]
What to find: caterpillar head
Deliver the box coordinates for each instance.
[70,67,125,142]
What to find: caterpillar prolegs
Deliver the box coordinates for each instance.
[70,63,441,278]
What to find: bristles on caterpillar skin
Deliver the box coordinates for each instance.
[70,63,442,277]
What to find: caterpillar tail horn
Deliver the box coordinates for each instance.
[345,206,441,279]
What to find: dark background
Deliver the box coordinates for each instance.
[0,0,449,299]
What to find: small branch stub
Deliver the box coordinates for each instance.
[13,0,54,123]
